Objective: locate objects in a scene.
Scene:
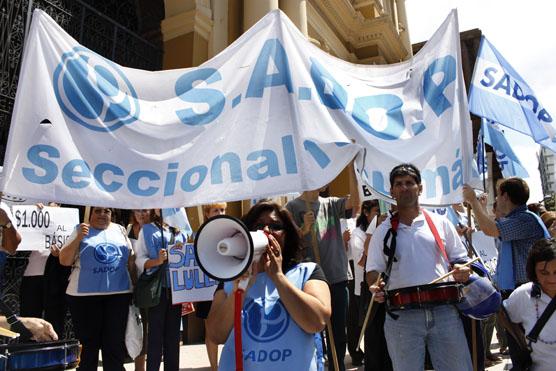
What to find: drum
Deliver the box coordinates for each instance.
[0,340,80,371]
[386,282,463,311]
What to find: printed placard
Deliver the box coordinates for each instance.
[13,206,79,251]
[471,231,498,276]
[168,243,218,304]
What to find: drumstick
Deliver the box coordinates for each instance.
[0,326,19,339]
[429,257,480,284]
[356,275,381,352]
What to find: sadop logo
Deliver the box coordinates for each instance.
[53,46,139,132]
[244,299,289,343]
[93,243,122,264]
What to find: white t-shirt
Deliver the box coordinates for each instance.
[349,227,367,296]
[504,282,556,371]
[23,250,50,276]
[366,211,468,290]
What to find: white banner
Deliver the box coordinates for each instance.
[12,206,79,251]
[168,243,218,303]
[1,9,479,208]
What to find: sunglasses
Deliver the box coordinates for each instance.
[252,223,285,233]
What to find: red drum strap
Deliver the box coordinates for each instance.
[422,209,449,263]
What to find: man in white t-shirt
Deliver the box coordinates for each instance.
[367,164,473,371]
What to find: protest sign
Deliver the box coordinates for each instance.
[13,206,79,251]
[2,9,479,207]
[471,230,498,276]
[168,243,218,304]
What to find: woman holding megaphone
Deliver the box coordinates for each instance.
[206,201,332,371]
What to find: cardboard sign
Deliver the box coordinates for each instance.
[168,243,219,304]
[471,231,498,276]
[13,206,79,251]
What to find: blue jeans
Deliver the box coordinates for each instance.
[384,305,472,371]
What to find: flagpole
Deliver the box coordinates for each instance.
[481,125,487,191]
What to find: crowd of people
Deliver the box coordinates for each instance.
[0,162,555,371]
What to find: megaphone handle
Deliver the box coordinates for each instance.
[234,289,245,371]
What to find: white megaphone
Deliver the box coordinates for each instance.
[194,215,269,281]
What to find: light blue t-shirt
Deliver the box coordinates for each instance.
[76,224,131,294]
[219,262,322,371]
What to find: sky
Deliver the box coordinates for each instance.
[405,0,556,203]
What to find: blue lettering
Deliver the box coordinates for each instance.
[451,151,463,190]
[309,57,347,110]
[422,166,450,198]
[282,349,292,361]
[423,55,456,117]
[524,94,539,114]
[245,351,256,362]
[493,74,511,96]
[93,163,123,192]
[246,39,293,98]
[180,166,208,192]
[194,269,204,289]
[247,150,280,180]
[269,350,281,362]
[175,68,225,126]
[538,108,553,123]
[480,66,497,88]
[303,140,330,169]
[258,350,268,362]
[127,170,159,196]
[211,153,242,184]
[164,163,179,196]
[184,245,196,267]
[62,159,91,189]
[352,94,405,140]
[168,249,183,269]
[512,80,525,100]
[281,135,298,174]
[23,144,59,184]
[171,270,185,291]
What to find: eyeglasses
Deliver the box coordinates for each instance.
[252,223,285,233]
[134,209,150,213]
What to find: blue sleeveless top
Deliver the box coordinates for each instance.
[219,262,322,371]
[77,224,131,294]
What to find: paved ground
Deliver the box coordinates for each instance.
[115,336,512,371]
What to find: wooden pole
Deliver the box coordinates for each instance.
[83,206,91,223]
[304,199,339,371]
[356,275,381,351]
[467,205,478,371]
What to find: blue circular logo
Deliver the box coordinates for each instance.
[93,243,122,264]
[53,46,140,132]
[244,299,289,343]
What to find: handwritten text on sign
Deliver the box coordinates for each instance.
[168,243,218,304]
[13,206,79,251]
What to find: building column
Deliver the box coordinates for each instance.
[243,0,279,30]
[279,0,308,36]
[395,0,412,57]
[210,0,228,57]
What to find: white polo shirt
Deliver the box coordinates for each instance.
[366,211,468,290]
